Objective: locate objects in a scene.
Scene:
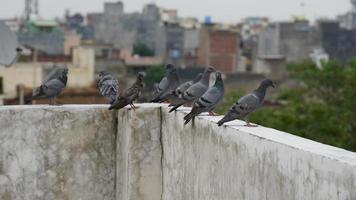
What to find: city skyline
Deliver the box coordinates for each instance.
[0,0,352,23]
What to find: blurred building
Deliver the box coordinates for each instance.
[87,2,139,50]
[0,18,21,32]
[0,47,95,97]
[255,20,321,79]
[181,18,200,67]
[164,22,185,65]
[65,13,94,41]
[319,20,356,63]
[136,4,165,55]
[64,30,81,55]
[338,0,356,30]
[240,17,269,41]
[87,1,165,56]
[197,23,241,74]
[18,20,65,55]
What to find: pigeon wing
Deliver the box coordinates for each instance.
[43,79,66,97]
[181,82,208,102]
[235,93,261,116]
[100,79,119,103]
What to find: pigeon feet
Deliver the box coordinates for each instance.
[130,103,139,110]
[244,122,258,127]
[208,111,218,116]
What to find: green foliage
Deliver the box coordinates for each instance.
[133,43,155,57]
[145,65,165,87]
[219,60,356,152]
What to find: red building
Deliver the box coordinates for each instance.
[198,24,241,74]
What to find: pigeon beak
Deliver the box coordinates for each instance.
[272,82,276,88]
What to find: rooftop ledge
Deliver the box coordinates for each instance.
[1,103,356,200]
[1,103,355,165]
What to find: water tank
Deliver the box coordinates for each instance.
[204,16,212,24]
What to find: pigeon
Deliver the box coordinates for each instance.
[151,64,180,102]
[166,73,203,104]
[169,66,216,113]
[184,72,225,125]
[26,68,68,105]
[109,72,145,110]
[97,71,120,104]
[217,79,275,127]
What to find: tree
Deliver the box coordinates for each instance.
[133,43,155,57]
[145,65,165,87]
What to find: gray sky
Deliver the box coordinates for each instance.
[0,0,352,23]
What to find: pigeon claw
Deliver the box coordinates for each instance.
[208,111,218,116]
[244,122,258,127]
[130,103,139,111]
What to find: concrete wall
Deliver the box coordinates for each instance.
[0,105,116,200]
[161,106,356,200]
[1,104,356,200]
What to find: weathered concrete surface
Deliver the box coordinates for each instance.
[162,106,356,200]
[1,104,356,200]
[0,105,116,200]
[116,104,163,200]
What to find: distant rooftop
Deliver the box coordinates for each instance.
[30,19,58,27]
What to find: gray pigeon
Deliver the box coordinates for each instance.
[217,79,275,127]
[169,66,216,113]
[26,68,68,105]
[97,71,119,104]
[109,72,144,110]
[184,72,224,125]
[151,64,180,102]
[166,73,203,104]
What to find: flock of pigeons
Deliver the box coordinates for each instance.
[26,64,275,127]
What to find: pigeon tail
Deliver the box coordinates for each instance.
[25,93,41,104]
[108,105,115,110]
[25,96,34,105]
[184,116,194,125]
[217,113,236,126]
[217,119,225,127]
[150,97,161,103]
[108,98,129,111]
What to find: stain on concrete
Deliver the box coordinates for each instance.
[2,191,12,200]
[0,161,3,174]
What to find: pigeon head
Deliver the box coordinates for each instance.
[16,47,23,53]
[165,64,174,69]
[261,79,275,88]
[137,72,145,81]
[216,71,222,79]
[205,66,216,73]
[99,71,110,78]
[200,66,216,84]
[214,71,224,87]
[58,68,69,84]
[165,64,177,75]
[61,68,69,76]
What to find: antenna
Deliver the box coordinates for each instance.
[352,0,356,13]
[24,0,39,21]
[300,1,306,17]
